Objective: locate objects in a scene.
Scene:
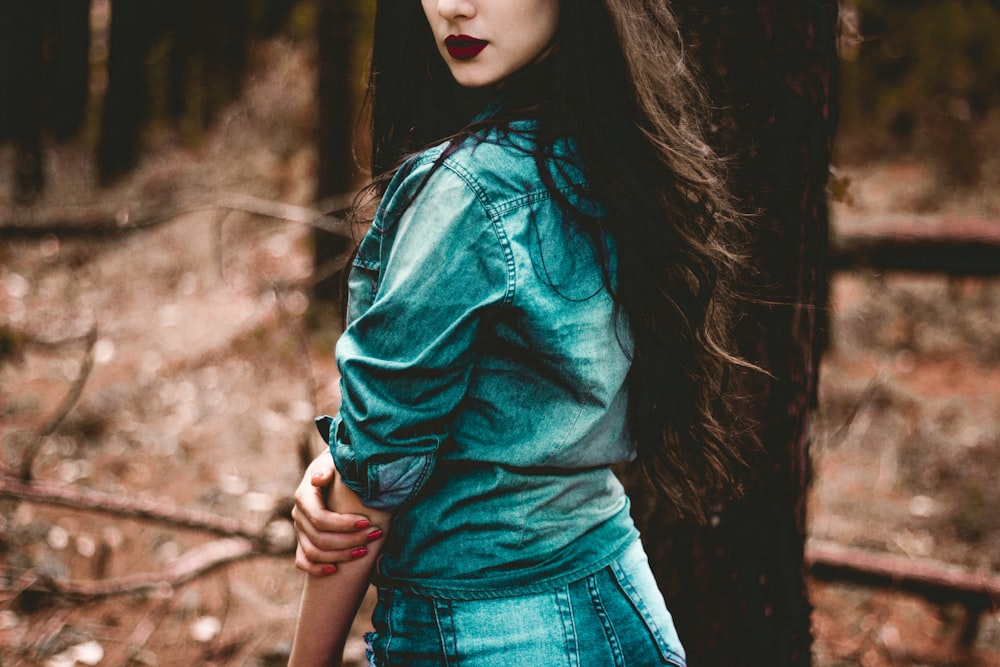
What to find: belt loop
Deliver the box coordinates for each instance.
[433,598,460,666]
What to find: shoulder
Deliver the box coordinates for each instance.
[388,123,589,219]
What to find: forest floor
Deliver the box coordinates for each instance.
[809,154,1000,666]
[2,38,1000,667]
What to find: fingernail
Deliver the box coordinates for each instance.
[351,547,368,558]
[312,472,325,480]
[366,529,384,541]
[322,565,337,575]
[354,519,371,529]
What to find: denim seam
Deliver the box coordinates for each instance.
[609,559,685,665]
[589,574,625,667]
[391,452,437,513]
[373,527,637,600]
[438,159,517,306]
[555,586,580,667]
[545,403,586,465]
[432,599,460,667]
[382,587,394,666]
[351,229,382,299]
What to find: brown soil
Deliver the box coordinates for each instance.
[1,38,999,667]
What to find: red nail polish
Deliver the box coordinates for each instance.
[351,547,368,558]
[354,519,371,529]
[367,529,384,541]
[322,565,337,575]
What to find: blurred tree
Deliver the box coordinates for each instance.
[0,1,46,201]
[98,0,152,183]
[260,0,300,37]
[313,0,363,301]
[52,0,92,142]
[166,0,248,128]
[840,0,1000,183]
[0,0,89,201]
[98,1,295,184]
[627,1,838,665]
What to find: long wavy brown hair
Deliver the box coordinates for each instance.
[356,0,756,521]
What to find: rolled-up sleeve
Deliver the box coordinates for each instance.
[328,159,513,513]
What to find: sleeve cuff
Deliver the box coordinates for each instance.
[315,414,365,496]
[315,414,435,513]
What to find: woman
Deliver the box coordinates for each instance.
[290,0,751,664]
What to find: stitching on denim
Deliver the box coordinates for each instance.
[546,404,586,465]
[394,452,436,513]
[555,586,580,667]
[377,527,637,600]
[437,158,517,306]
[609,560,685,665]
[432,599,460,667]
[377,151,516,306]
[588,574,626,667]
[382,587,394,665]
[351,231,382,299]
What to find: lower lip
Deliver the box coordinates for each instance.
[445,38,488,61]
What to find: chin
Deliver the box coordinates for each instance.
[448,67,501,89]
[455,79,495,89]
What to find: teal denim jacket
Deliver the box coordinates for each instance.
[320,123,640,598]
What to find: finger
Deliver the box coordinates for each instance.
[309,468,334,488]
[296,532,375,567]
[305,450,336,487]
[292,508,380,554]
[295,461,370,527]
[294,484,374,533]
[295,544,339,576]
[293,492,373,533]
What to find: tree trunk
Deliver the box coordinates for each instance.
[313,0,360,301]
[52,0,92,142]
[630,2,838,665]
[0,0,46,201]
[98,0,153,183]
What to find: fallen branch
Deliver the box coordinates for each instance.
[13,537,284,602]
[831,237,1000,276]
[832,213,1000,275]
[806,539,1000,608]
[0,474,269,543]
[0,192,354,239]
[18,327,97,480]
[217,191,354,233]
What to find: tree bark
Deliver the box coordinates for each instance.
[631,2,838,665]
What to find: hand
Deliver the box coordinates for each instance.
[291,450,385,576]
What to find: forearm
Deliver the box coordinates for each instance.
[289,474,392,667]
[289,558,372,666]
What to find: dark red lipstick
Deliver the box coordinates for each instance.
[445,34,488,60]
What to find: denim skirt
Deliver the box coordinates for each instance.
[364,538,686,667]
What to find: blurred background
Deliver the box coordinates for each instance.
[1,0,998,665]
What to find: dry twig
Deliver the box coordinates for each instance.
[17,327,97,480]
[16,538,281,602]
[807,538,1000,647]
[0,192,354,239]
[807,539,1000,603]
[0,474,271,543]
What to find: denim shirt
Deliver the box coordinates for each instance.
[321,122,640,598]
